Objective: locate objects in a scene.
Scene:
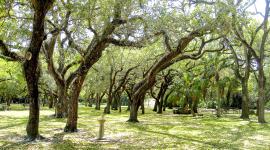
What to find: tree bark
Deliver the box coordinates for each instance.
[128,94,144,122]
[64,75,85,132]
[95,93,101,110]
[215,72,221,118]
[258,64,266,123]
[129,103,139,122]
[24,1,53,140]
[240,80,249,119]
[55,85,67,118]
[48,94,53,109]
[115,91,122,112]
[157,97,163,114]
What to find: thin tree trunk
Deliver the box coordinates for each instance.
[48,93,53,109]
[116,92,122,112]
[141,96,145,114]
[153,100,158,112]
[119,98,122,113]
[95,93,100,110]
[105,66,115,114]
[190,101,195,117]
[163,90,173,111]
[215,72,221,118]
[192,97,199,114]
[104,98,112,114]
[157,97,163,114]
[240,80,249,119]
[125,89,132,111]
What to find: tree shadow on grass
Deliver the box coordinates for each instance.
[50,131,103,150]
[0,122,26,130]
[127,122,242,149]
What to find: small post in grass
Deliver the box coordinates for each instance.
[97,114,106,140]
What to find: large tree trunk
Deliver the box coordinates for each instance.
[128,97,142,122]
[257,65,266,123]
[128,85,148,122]
[128,79,153,122]
[24,1,53,140]
[240,80,249,119]
[64,75,85,132]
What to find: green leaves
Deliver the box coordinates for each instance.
[0,60,26,98]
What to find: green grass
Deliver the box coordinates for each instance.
[0,104,270,150]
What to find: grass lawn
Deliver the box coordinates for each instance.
[0,104,270,150]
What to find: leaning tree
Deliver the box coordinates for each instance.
[127,0,232,122]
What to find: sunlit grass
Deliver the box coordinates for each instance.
[0,104,269,150]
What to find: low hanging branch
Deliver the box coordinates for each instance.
[0,40,25,61]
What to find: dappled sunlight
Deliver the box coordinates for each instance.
[0,105,270,149]
[0,110,29,117]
